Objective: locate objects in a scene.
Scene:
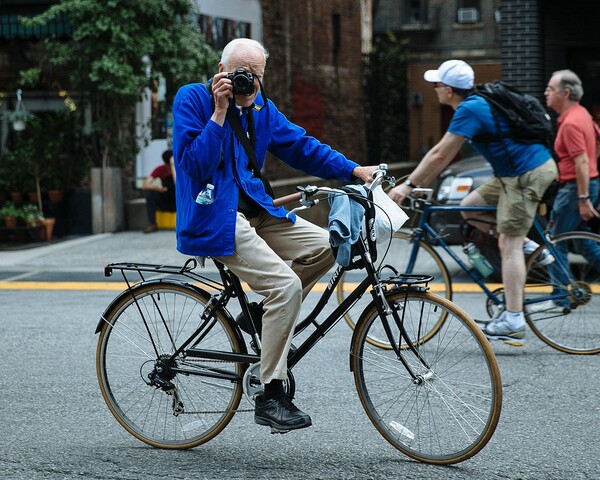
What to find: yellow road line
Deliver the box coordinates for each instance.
[0,281,505,293]
[3,281,598,294]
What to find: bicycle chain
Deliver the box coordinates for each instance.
[176,356,254,415]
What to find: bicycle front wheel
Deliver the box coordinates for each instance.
[351,290,502,465]
[524,231,600,354]
[338,231,453,349]
[96,282,245,449]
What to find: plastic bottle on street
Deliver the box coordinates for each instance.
[463,242,494,278]
[195,184,214,205]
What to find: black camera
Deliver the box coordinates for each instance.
[226,67,255,96]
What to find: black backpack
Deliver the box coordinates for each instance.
[471,81,554,150]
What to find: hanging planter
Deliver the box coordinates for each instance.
[1,89,35,131]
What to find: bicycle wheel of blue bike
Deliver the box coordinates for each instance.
[338,231,453,349]
[96,281,245,448]
[524,231,600,354]
[351,290,502,465]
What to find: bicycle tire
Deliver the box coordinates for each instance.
[96,282,245,449]
[338,231,453,349]
[351,290,502,465]
[524,231,600,354]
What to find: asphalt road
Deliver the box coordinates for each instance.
[1,285,599,480]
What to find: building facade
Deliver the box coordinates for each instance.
[375,0,600,163]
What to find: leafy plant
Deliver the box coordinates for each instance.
[0,109,36,123]
[0,201,23,219]
[21,203,45,225]
[23,0,219,170]
[363,32,409,163]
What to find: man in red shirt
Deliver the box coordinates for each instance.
[141,149,176,233]
[538,69,600,311]
[546,69,599,224]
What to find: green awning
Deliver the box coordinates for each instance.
[0,14,72,40]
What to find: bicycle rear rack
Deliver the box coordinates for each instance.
[104,257,224,292]
[384,273,434,292]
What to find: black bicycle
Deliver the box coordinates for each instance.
[95,167,502,465]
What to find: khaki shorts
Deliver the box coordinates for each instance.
[475,160,558,236]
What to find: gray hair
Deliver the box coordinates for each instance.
[553,69,584,101]
[220,38,269,68]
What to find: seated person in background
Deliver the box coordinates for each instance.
[141,149,176,233]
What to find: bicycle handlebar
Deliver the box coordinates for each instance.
[403,187,435,212]
[272,163,395,217]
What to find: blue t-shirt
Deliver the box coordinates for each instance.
[449,95,552,177]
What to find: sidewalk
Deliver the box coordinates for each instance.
[0,230,206,273]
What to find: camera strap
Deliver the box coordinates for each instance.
[226,107,275,197]
[205,79,274,198]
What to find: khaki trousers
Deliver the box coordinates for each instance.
[214,211,334,384]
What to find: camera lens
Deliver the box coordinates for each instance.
[231,71,254,95]
[233,76,249,90]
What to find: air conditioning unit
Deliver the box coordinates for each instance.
[457,7,479,23]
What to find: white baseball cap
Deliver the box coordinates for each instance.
[424,60,474,89]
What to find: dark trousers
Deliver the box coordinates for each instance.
[144,190,176,224]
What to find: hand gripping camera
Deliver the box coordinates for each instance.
[226,67,256,96]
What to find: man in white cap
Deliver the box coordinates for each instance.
[389,60,557,346]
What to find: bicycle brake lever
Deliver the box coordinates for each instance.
[286,198,320,218]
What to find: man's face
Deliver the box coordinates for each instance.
[545,75,566,113]
[433,82,452,106]
[220,48,265,108]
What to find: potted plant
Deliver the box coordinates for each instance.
[44,154,67,203]
[0,201,23,228]
[1,89,36,131]
[1,109,36,131]
[22,203,54,241]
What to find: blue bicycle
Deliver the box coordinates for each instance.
[338,188,600,354]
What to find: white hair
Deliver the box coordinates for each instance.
[220,38,269,68]
[553,69,584,102]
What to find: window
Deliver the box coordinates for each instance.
[197,14,251,51]
[456,0,480,24]
[403,0,428,24]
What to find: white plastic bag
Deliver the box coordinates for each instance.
[370,185,408,243]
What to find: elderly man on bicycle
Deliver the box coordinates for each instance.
[172,38,377,432]
[389,60,557,346]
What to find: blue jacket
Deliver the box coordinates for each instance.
[172,83,359,257]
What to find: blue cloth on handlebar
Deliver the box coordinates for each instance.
[328,185,368,266]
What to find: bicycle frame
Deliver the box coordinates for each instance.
[405,202,577,309]
[189,236,430,378]
[102,233,433,386]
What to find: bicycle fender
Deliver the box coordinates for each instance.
[94,279,235,336]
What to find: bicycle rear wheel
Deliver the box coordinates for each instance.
[351,290,502,465]
[338,231,452,349]
[96,282,245,449]
[524,231,600,354]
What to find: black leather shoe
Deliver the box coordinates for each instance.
[235,302,264,335]
[254,394,312,433]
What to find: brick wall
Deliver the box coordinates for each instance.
[500,0,544,97]
[261,0,367,180]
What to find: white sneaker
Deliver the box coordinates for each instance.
[527,299,569,314]
[535,248,555,267]
[483,311,526,346]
